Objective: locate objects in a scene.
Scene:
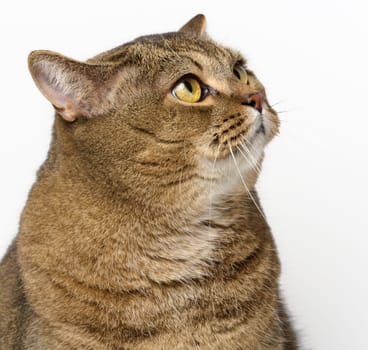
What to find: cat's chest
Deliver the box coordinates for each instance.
[58,236,277,349]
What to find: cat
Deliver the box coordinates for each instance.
[0,14,298,349]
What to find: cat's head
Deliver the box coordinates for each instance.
[28,15,279,209]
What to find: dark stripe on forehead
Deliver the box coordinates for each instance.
[179,40,245,70]
[180,56,203,71]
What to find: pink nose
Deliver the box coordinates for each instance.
[242,93,264,113]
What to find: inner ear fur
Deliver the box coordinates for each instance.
[179,14,207,37]
[28,50,118,122]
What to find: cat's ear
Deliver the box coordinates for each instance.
[179,14,207,37]
[28,50,117,122]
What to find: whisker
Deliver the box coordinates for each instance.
[269,100,285,108]
[235,145,261,175]
[264,104,291,116]
[240,135,261,157]
[236,141,262,174]
[228,145,267,221]
[208,144,221,229]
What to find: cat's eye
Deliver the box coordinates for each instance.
[233,64,248,84]
[172,77,203,103]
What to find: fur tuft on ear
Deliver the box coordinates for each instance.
[28,51,117,122]
[179,14,207,37]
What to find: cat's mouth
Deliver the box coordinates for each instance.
[248,117,266,143]
[208,113,267,160]
[255,118,266,135]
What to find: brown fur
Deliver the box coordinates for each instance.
[0,15,298,349]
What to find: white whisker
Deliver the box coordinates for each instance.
[228,145,266,221]
[240,138,263,171]
[240,135,259,155]
[208,143,221,230]
[236,142,262,174]
[269,100,285,108]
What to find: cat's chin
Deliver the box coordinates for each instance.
[199,134,265,180]
[248,110,277,143]
[246,126,269,152]
[198,145,264,206]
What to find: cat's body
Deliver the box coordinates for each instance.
[0,15,297,349]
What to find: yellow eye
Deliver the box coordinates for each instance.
[233,65,248,84]
[172,77,202,103]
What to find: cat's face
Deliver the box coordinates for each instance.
[28,15,279,207]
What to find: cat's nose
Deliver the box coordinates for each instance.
[242,93,264,113]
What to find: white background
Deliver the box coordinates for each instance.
[1,1,367,349]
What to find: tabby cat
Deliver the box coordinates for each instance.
[0,14,298,349]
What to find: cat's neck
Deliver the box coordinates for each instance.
[23,116,270,290]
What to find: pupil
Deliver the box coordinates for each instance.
[184,80,193,93]
[234,69,241,80]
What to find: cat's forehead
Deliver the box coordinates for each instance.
[91,33,244,76]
